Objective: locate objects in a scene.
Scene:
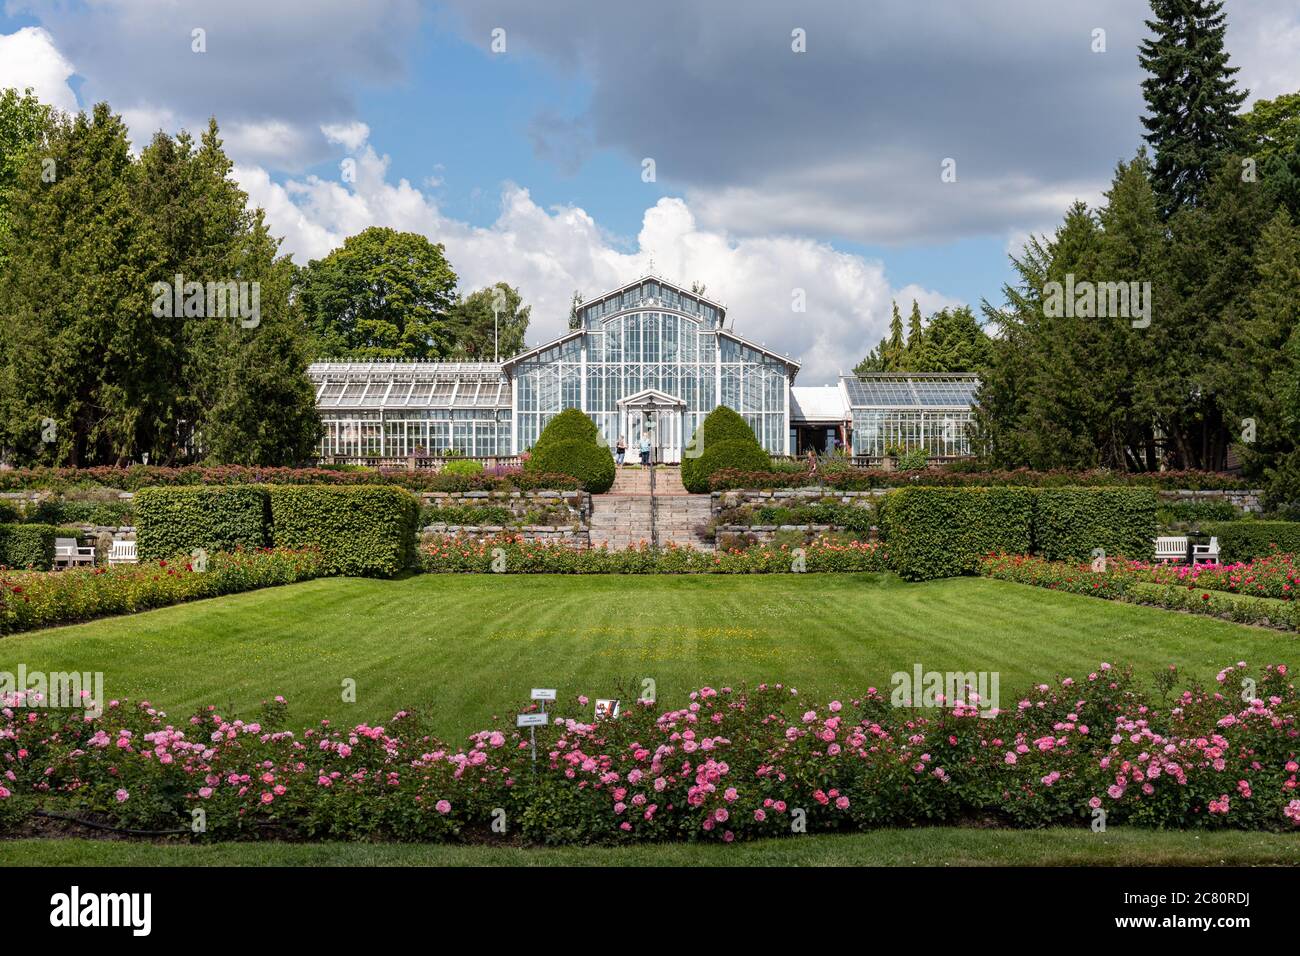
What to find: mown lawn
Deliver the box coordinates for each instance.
[5,828,1300,867]
[2,572,1296,741]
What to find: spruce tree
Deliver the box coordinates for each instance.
[1138,0,1246,218]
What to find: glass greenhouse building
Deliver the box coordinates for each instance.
[307,277,980,464]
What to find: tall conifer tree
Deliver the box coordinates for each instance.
[1138,0,1246,218]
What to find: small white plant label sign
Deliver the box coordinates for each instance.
[517,713,549,727]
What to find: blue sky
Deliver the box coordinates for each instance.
[1,0,1296,381]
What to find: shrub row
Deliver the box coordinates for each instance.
[0,524,59,570]
[3,662,1297,842]
[134,485,419,577]
[0,548,326,635]
[135,486,269,561]
[271,485,419,577]
[1031,487,1157,561]
[1201,521,1300,563]
[707,467,1251,492]
[0,464,582,493]
[879,487,1035,580]
[879,486,1157,581]
[421,535,888,573]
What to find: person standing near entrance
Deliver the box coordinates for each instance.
[639,432,651,466]
[616,435,627,467]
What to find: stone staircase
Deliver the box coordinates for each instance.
[587,466,713,551]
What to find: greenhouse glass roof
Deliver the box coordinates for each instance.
[840,373,979,410]
[307,361,509,410]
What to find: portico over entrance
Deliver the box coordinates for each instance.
[618,387,686,463]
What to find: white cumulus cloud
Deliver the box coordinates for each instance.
[0,26,79,113]
[235,146,958,385]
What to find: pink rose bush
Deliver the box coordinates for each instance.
[422,535,887,574]
[980,553,1300,631]
[1,662,1297,844]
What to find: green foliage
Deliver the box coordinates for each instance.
[200,312,323,466]
[1200,521,1300,563]
[524,409,612,492]
[1234,210,1300,507]
[894,447,929,471]
[856,300,993,376]
[526,440,615,494]
[700,405,758,446]
[0,87,51,271]
[441,459,484,478]
[298,226,458,360]
[1031,488,1158,560]
[446,282,530,360]
[1156,499,1239,526]
[1242,92,1300,166]
[751,502,874,532]
[683,406,766,491]
[879,487,1035,581]
[25,499,136,526]
[134,486,270,560]
[420,505,514,526]
[1139,0,1246,218]
[535,408,600,446]
[0,104,318,468]
[269,485,419,577]
[683,440,771,493]
[0,523,57,569]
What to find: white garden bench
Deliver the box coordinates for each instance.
[1154,536,1188,563]
[53,537,96,569]
[107,539,138,566]
[1192,536,1220,566]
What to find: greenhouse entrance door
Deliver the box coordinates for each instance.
[619,388,686,464]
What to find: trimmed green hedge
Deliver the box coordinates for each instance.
[880,487,1035,581]
[1032,488,1157,561]
[135,486,270,561]
[1201,521,1300,563]
[527,439,615,494]
[269,485,419,577]
[0,523,58,570]
[684,440,772,493]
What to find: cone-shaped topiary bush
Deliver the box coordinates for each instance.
[527,439,615,493]
[524,409,614,492]
[535,408,600,446]
[682,406,770,493]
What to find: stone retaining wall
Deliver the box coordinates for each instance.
[713,523,846,547]
[419,489,590,521]
[420,526,589,549]
[1156,489,1262,514]
[710,488,881,514]
[714,487,1265,515]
